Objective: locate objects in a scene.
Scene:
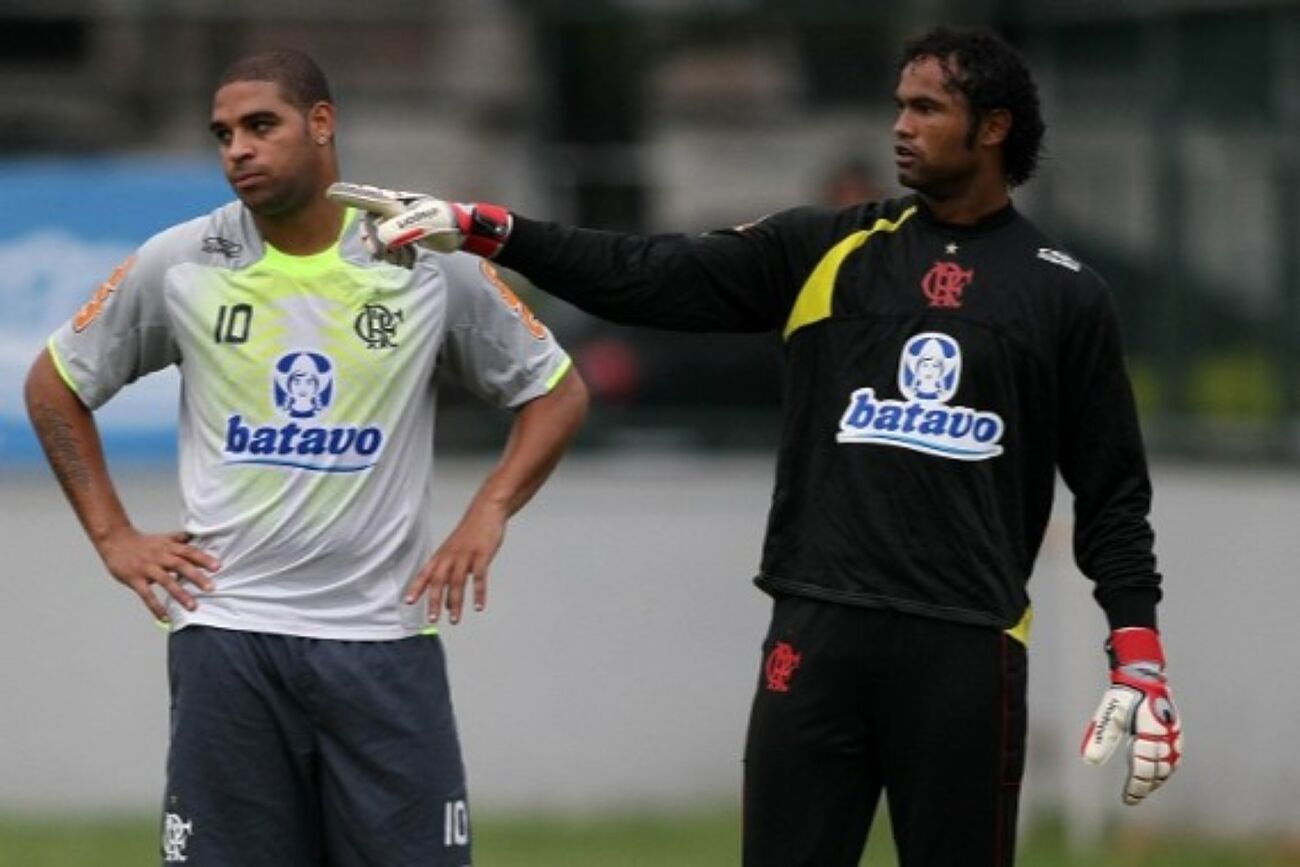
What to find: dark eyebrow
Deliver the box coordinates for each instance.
[897,93,943,108]
[241,111,280,125]
[209,110,281,135]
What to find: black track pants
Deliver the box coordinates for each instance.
[743,596,1027,867]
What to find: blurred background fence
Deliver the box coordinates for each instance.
[2,0,1298,458]
[1,0,1297,850]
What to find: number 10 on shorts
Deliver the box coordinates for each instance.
[444,799,470,847]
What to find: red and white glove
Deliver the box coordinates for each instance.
[325,182,511,267]
[1080,627,1183,805]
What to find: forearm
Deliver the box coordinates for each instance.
[24,349,133,547]
[1060,290,1162,628]
[1074,468,1161,629]
[1073,475,1162,629]
[469,367,588,520]
[498,216,779,333]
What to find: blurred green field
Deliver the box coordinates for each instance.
[2,811,1297,866]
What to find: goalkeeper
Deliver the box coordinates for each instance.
[335,26,1181,867]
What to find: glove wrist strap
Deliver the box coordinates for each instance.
[459,203,512,258]
[1107,626,1165,668]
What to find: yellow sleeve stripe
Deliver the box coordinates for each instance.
[45,337,84,398]
[782,205,917,341]
[544,354,574,391]
[1004,605,1033,646]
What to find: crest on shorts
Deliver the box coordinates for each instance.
[162,812,194,862]
[764,641,802,693]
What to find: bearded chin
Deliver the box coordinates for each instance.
[242,174,316,218]
[905,173,963,202]
[243,187,290,217]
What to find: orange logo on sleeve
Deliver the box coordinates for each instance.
[480,260,548,341]
[72,255,137,332]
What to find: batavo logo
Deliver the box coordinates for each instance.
[72,255,137,332]
[481,261,548,340]
[223,351,386,473]
[837,332,1005,461]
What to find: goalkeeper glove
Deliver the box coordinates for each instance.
[325,182,512,266]
[1080,626,1183,805]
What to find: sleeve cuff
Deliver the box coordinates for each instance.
[495,214,547,273]
[1098,585,1161,631]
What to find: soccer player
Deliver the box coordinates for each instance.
[24,49,587,866]
[332,26,1183,867]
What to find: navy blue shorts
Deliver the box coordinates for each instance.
[161,626,471,866]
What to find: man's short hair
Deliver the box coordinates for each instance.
[899,27,1046,188]
[216,49,333,111]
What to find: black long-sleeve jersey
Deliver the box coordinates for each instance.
[498,195,1161,634]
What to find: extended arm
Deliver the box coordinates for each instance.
[325,182,820,334]
[24,349,218,621]
[407,368,589,624]
[492,216,790,333]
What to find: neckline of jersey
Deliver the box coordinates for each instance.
[912,196,1018,236]
[258,208,360,275]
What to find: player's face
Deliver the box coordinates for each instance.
[892,56,980,199]
[210,80,322,217]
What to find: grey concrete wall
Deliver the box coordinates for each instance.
[1,455,1297,839]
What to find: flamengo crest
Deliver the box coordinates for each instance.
[163,812,193,862]
[764,641,802,693]
[921,260,973,308]
[355,303,404,349]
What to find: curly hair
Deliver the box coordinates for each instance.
[216,49,333,112]
[899,27,1045,188]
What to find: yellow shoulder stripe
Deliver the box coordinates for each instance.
[782,205,917,341]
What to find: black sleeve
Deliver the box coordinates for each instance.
[1057,281,1162,630]
[495,208,836,334]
